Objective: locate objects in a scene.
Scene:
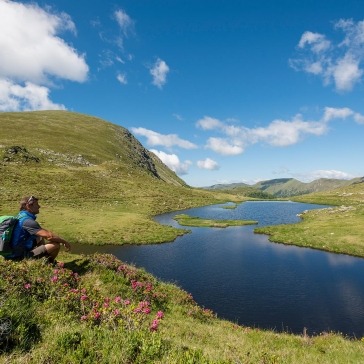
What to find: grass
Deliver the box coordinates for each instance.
[174,214,258,228]
[1,253,364,364]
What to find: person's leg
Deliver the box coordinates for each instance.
[30,243,60,262]
[44,243,60,262]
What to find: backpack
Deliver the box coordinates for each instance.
[0,215,18,254]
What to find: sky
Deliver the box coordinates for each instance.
[1,0,364,187]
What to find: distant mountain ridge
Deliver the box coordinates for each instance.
[205,177,363,197]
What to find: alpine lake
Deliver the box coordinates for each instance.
[72,201,364,337]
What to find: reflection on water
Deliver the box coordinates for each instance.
[72,201,364,337]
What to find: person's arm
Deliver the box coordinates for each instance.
[36,229,71,251]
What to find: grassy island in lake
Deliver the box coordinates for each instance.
[174,214,258,228]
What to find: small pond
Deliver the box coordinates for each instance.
[72,201,364,337]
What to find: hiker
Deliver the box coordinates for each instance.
[10,195,71,262]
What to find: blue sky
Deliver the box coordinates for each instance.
[1,0,364,187]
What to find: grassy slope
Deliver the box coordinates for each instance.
[0,111,242,244]
[1,254,364,364]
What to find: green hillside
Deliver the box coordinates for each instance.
[206,177,360,197]
[253,178,357,197]
[0,111,241,245]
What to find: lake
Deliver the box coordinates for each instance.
[72,201,364,337]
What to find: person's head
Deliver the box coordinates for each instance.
[19,195,40,215]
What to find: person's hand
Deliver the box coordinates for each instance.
[63,241,71,251]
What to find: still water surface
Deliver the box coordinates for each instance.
[73,201,364,337]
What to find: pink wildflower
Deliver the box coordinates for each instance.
[80,295,88,301]
[123,299,131,305]
[93,311,101,320]
[24,283,31,289]
[57,261,65,268]
[114,296,122,303]
[51,276,58,282]
[81,315,88,321]
[113,309,120,316]
[156,311,164,319]
[150,319,159,332]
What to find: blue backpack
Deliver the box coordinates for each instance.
[0,215,18,255]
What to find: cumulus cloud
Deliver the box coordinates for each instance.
[150,58,169,88]
[196,116,223,130]
[200,107,364,155]
[197,158,219,170]
[131,127,197,149]
[290,19,364,92]
[150,149,191,175]
[0,79,65,111]
[0,0,88,111]
[206,137,244,155]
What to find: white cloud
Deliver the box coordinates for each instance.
[199,107,364,155]
[291,19,364,92]
[0,0,88,111]
[0,78,65,111]
[114,9,134,37]
[206,137,244,155]
[0,0,88,84]
[150,149,191,175]
[298,31,331,53]
[197,158,219,170]
[150,58,169,88]
[322,107,354,122]
[196,116,223,130]
[116,72,127,85]
[131,127,197,149]
[332,54,362,91]
[299,170,354,182]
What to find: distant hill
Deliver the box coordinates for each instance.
[205,177,362,197]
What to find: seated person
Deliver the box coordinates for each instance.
[10,196,71,262]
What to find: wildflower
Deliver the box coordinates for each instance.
[150,319,159,332]
[81,315,88,321]
[57,262,65,268]
[145,282,153,292]
[80,295,88,301]
[24,283,31,289]
[123,299,131,305]
[156,311,164,319]
[114,296,122,303]
[113,309,120,316]
[93,311,101,320]
[51,276,58,283]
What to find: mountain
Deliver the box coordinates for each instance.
[0,110,186,187]
[205,177,361,197]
